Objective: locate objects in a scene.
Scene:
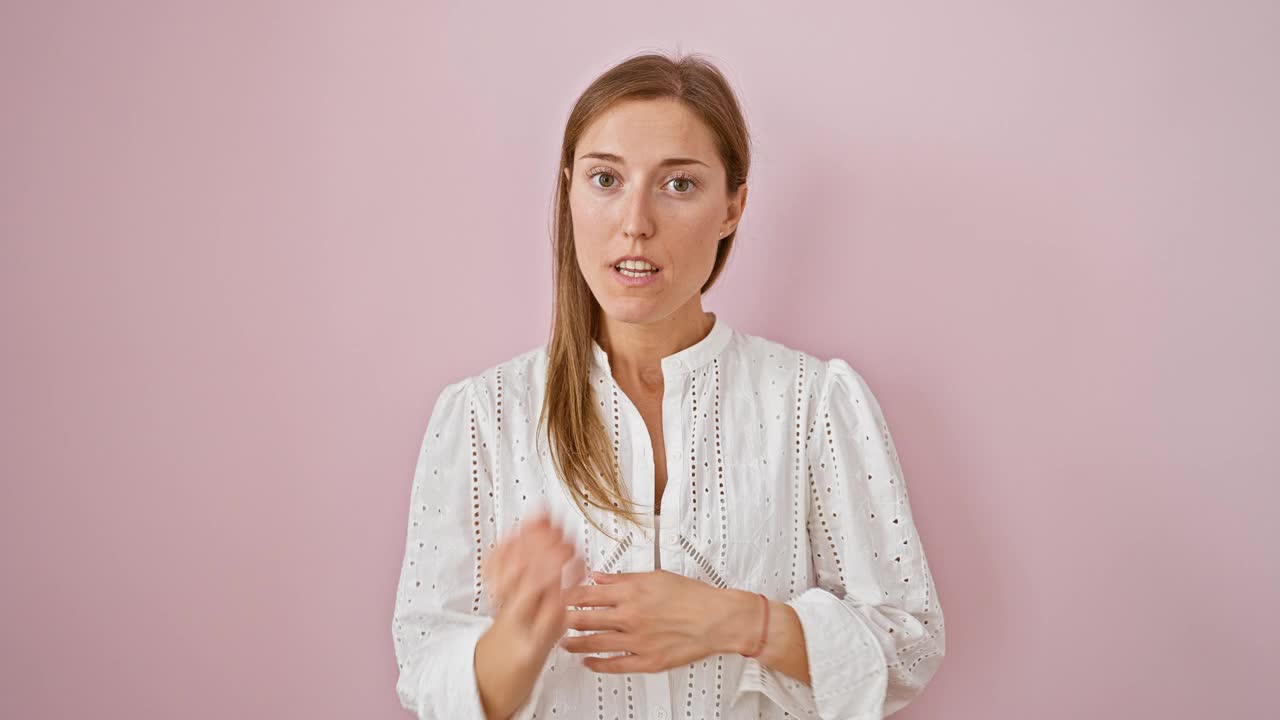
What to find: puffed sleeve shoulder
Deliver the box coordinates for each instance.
[734,359,946,719]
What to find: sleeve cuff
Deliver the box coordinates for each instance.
[433,618,495,720]
[464,619,553,720]
[730,587,890,720]
[731,652,820,718]
[399,616,553,720]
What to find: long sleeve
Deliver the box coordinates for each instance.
[391,377,549,719]
[734,359,946,719]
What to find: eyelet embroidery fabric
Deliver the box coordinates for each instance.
[392,313,946,719]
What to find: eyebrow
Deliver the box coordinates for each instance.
[577,152,710,169]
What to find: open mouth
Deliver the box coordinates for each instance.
[614,264,660,278]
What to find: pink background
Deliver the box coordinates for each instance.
[3,2,1277,718]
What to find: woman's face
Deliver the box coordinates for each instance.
[565,98,746,325]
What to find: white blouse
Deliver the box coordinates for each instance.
[392,313,945,720]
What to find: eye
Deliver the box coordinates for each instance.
[665,174,698,194]
[587,169,618,189]
[585,168,699,194]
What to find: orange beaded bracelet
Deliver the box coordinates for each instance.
[741,593,770,658]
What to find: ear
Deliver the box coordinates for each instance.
[723,182,748,235]
[563,166,571,185]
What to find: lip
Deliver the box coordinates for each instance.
[610,254,661,270]
[610,264,661,288]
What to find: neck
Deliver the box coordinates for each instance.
[596,301,714,389]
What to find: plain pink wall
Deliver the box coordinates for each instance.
[2,1,1277,718]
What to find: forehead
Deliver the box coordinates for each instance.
[576,98,719,166]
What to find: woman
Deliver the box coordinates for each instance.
[392,52,945,720]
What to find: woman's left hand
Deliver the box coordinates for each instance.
[558,569,751,673]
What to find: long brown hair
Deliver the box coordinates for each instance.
[536,51,752,540]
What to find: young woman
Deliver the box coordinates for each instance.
[392,51,945,720]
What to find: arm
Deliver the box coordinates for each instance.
[732,359,947,719]
[475,611,555,720]
[715,589,812,685]
[391,378,550,719]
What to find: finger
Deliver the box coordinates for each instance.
[541,548,585,629]
[498,516,573,611]
[535,550,579,632]
[583,653,660,674]
[529,539,574,592]
[512,523,558,567]
[489,512,560,609]
[513,523,559,576]
[506,536,569,620]
[591,570,647,584]
[534,532,575,573]
[555,520,574,543]
[513,515,551,547]
[564,607,624,632]
[536,519,571,550]
[561,582,624,608]
[558,630,631,655]
[562,553,589,589]
[496,530,563,607]
[523,507,552,529]
[522,503,553,528]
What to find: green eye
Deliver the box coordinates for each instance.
[666,174,698,193]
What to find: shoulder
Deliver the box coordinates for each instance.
[469,344,545,401]
[730,332,897,462]
[430,344,547,419]
[728,327,823,377]
[728,327,870,402]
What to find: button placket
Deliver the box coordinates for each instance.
[658,360,687,576]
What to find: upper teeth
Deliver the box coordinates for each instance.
[618,259,657,271]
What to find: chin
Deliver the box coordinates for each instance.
[598,303,654,323]
[597,297,668,325]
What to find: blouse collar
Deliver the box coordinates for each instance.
[590,311,733,377]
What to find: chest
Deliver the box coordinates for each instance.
[530,361,803,582]
[627,388,668,511]
[586,373,796,583]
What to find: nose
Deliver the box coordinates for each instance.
[621,186,655,240]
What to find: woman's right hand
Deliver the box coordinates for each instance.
[475,508,587,719]
[483,508,588,654]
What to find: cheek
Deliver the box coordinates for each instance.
[569,189,608,225]
[679,231,721,268]
[570,200,612,250]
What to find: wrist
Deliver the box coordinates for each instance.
[486,614,548,670]
[476,620,546,719]
[711,589,766,656]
